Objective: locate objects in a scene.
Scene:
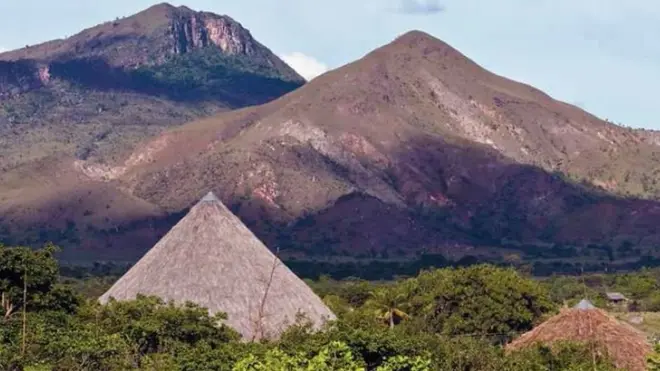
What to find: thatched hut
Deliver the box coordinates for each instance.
[99,192,336,341]
[506,299,652,371]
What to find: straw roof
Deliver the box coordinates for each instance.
[606,292,627,301]
[506,300,651,371]
[574,298,596,310]
[99,192,336,341]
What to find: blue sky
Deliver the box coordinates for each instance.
[0,0,658,129]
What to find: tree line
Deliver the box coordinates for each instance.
[4,243,660,370]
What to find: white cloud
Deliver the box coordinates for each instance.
[279,52,329,81]
[398,0,445,14]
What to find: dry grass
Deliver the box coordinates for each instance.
[507,306,652,371]
[99,192,336,341]
[615,311,660,338]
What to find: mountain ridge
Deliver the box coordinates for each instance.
[0,2,302,82]
[4,29,660,265]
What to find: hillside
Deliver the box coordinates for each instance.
[0,3,303,172]
[3,30,660,265]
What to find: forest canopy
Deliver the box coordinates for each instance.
[2,243,655,370]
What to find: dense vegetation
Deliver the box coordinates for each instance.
[48,47,303,105]
[6,244,652,370]
[54,245,660,284]
[59,252,660,316]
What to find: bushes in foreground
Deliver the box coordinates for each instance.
[0,244,617,370]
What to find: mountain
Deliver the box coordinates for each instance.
[4,30,660,265]
[0,3,304,172]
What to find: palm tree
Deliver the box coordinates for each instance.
[366,286,411,329]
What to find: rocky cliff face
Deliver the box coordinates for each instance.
[166,8,300,81]
[171,10,254,55]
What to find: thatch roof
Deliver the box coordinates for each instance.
[506,299,651,371]
[575,298,596,310]
[99,192,336,341]
[606,292,627,301]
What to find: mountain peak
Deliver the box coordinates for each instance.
[384,29,457,56]
[394,30,437,43]
[143,2,177,12]
[0,4,303,81]
[138,2,196,18]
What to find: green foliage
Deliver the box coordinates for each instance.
[0,245,621,370]
[0,287,239,369]
[648,342,660,370]
[505,342,616,371]
[614,270,657,299]
[407,265,554,336]
[364,284,412,329]
[233,341,366,371]
[542,267,660,312]
[0,243,80,318]
[310,276,382,307]
[81,295,240,357]
[288,254,452,281]
[644,292,660,312]
[375,355,431,371]
[44,327,132,370]
[131,47,302,104]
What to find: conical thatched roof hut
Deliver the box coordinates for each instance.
[506,299,651,371]
[99,192,336,340]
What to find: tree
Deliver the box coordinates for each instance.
[13,296,242,369]
[0,243,628,370]
[232,341,365,370]
[83,295,239,356]
[375,355,431,371]
[409,265,554,337]
[615,271,656,300]
[44,325,132,370]
[0,243,79,318]
[365,285,411,329]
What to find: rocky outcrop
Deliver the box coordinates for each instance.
[171,11,256,56]
[165,8,301,80]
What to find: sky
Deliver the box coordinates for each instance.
[0,0,658,129]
